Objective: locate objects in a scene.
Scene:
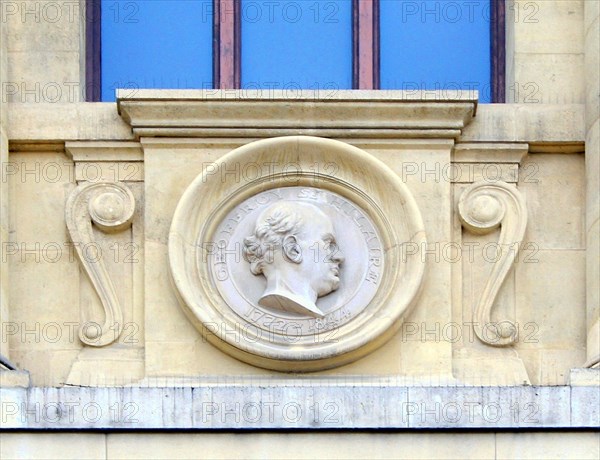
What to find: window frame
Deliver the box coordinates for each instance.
[87,0,505,102]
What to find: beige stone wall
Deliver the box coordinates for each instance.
[0,6,9,359]
[0,0,595,385]
[1,431,599,460]
[513,153,587,383]
[452,152,587,385]
[2,108,589,386]
[3,0,84,103]
[506,0,585,104]
[6,147,80,384]
[585,0,600,368]
[0,2,597,456]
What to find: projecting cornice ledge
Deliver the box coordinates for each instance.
[116,89,478,140]
[1,383,598,430]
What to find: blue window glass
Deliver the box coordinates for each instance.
[240,0,352,90]
[380,0,491,102]
[101,0,213,101]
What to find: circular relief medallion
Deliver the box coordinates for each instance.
[209,186,383,338]
[169,136,426,371]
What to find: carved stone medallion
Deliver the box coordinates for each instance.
[169,136,427,371]
[209,187,383,338]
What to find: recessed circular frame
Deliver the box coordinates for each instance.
[168,136,427,371]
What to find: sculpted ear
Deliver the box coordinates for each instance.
[282,235,302,264]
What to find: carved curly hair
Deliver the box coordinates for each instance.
[242,206,302,275]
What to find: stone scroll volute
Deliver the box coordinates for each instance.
[458,180,527,347]
[65,182,136,347]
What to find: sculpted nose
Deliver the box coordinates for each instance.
[333,249,345,264]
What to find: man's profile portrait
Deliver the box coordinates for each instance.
[242,201,344,317]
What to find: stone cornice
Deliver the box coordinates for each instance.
[5,103,585,150]
[116,90,478,140]
[65,141,143,162]
[1,383,597,430]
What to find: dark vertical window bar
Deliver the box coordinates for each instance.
[85,0,102,101]
[372,0,380,90]
[213,0,241,89]
[353,0,379,89]
[491,0,506,102]
[213,0,221,86]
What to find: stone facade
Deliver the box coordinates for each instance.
[0,1,598,459]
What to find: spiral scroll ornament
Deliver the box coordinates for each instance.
[458,181,527,347]
[65,182,135,347]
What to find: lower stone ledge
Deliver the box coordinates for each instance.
[0,384,597,430]
[0,370,30,388]
[569,368,600,386]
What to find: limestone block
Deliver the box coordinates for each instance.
[460,104,585,144]
[65,141,144,162]
[0,17,7,67]
[585,0,600,33]
[6,1,81,52]
[6,51,81,103]
[145,340,269,377]
[585,17,600,131]
[519,349,589,386]
[446,163,518,183]
[353,143,455,377]
[0,128,8,359]
[586,218,599,363]
[0,129,8,229]
[74,162,144,182]
[7,103,134,141]
[66,346,144,387]
[407,386,570,428]
[106,432,495,460]
[539,349,587,385]
[0,433,105,460]
[571,384,600,426]
[0,388,28,429]
[453,143,528,164]
[0,226,9,358]
[515,250,586,351]
[143,141,240,243]
[512,348,541,384]
[496,432,600,460]
[320,332,403,376]
[569,367,600,385]
[143,141,244,373]
[366,144,453,329]
[452,354,530,386]
[8,243,81,352]
[519,154,585,249]
[398,342,454,382]
[2,385,597,430]
[0,24,7,124]
[144,241,199,344]
[8,151,75,244]
[8,349,80,386]
[0,369,30,387]
[586,119,600,231]
[513,1,584,55]
[513,53,585,104]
